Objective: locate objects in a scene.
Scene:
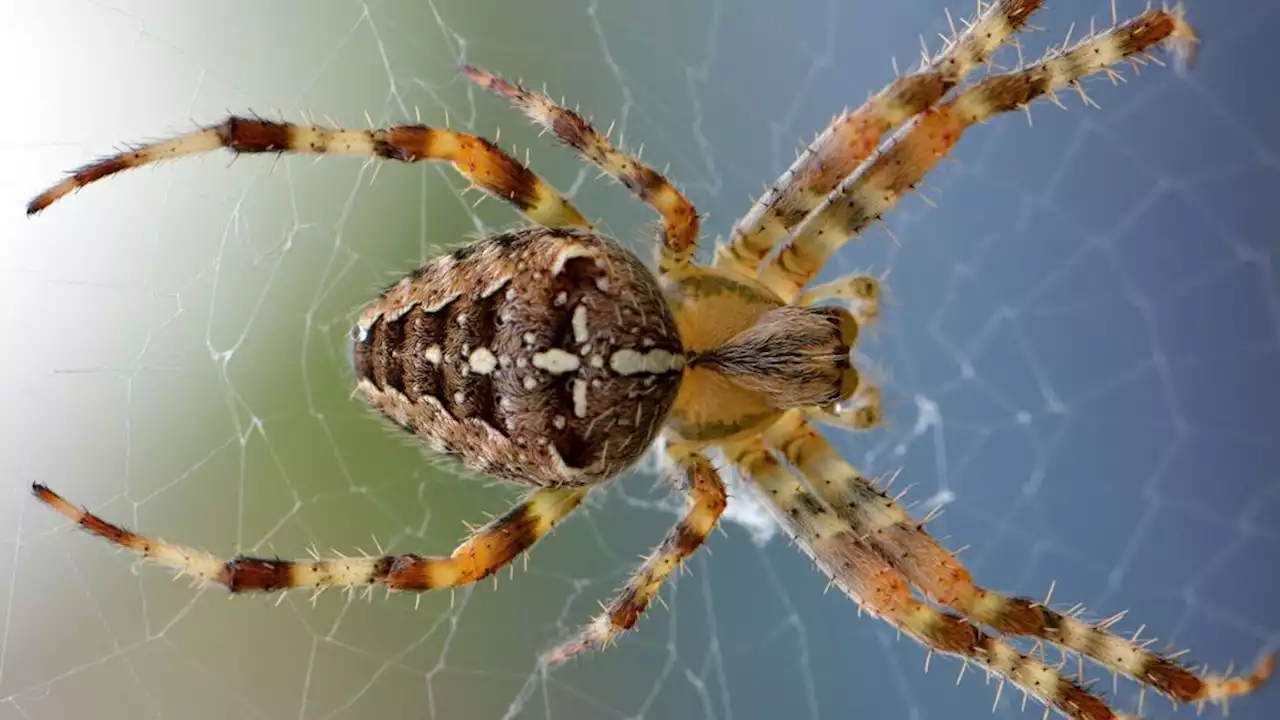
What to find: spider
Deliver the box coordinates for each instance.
[26,2,1274,719]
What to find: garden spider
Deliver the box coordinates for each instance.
[27,2,1274,719]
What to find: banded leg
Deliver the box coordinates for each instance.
[715,0,1045,275]
[32,483,587,593]
[728,437,1134,720]
[542,451,726,665]
[762,411,1275,709]
[462,66,700,273]
[27,116,589,228]
[758,7,1199,300]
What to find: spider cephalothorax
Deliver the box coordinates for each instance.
[26,3,1273,719]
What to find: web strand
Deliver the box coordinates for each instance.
[9,1,1279,720]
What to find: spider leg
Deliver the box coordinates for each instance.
[26,116,589,228]
[728,436,1135,720]
[758,7,1199,301]
[762,411,1275,710]
[542,450,726,665]
[462,66,700,274]
[32,482,587,592]
[715,0,1045,276]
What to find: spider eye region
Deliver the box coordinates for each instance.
[349,228,684,488]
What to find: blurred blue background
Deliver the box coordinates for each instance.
[4,1,1277,719]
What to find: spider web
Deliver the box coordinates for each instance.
[4,0,1278,718]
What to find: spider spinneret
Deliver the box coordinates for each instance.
[27,3,1273,719]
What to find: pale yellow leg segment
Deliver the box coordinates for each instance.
[728,437,1138,720]
[762,411,1274,709]
[806,382,884,432]
[32,483,587,593]
[797,272,882,323]
[27,116,589,229]
[463,66,701,273]
[715,0,1046,275]
[542,451,727,665]
[759,7,1199,300]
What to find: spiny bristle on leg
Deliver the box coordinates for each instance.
[716,0,1046,274]
[461,64,700,273]
[33,482,588,594]
[26,116,589,229]
[542,453,726,665]
[758,6,1200,300]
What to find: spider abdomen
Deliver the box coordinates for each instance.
[351,228,684,487]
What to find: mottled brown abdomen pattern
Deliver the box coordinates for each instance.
[352,228,684,487]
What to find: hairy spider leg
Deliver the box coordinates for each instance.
[727,437,1134,720]
[758,7,1198,300]
[716,0,1045,276]
[542,451,727,665]
[32,483,587,592]
[26,116,590,229]
[462,65,701,274]
[762,410,1275,710]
